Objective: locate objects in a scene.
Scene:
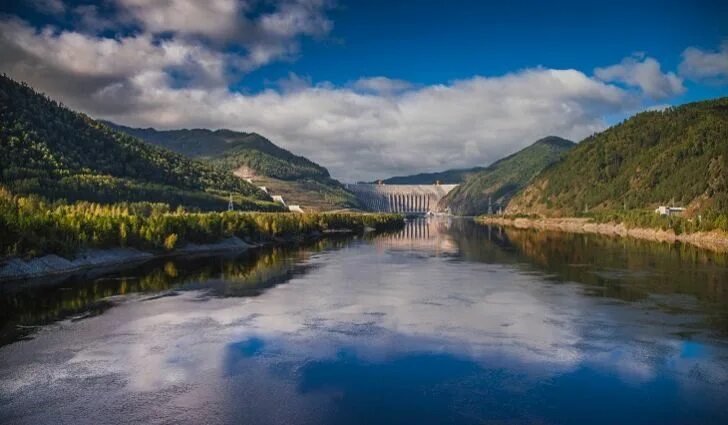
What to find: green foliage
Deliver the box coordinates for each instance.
[0,187,403,259]
[442,136,575,215]
[163,233,179,250]
[510,98,728,218]
[0,75,271,210]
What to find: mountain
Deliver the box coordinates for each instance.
[375,167,487,185]
[507,98,728,216]
[0,75,279,211]
[440,136,575,215]
[102,123,330,181]
[106,123,359,211]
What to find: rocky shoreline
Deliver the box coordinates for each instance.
[476,217,728,253]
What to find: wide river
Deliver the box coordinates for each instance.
[1,218,728,424]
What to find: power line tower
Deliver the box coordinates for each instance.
[228,194,234,212]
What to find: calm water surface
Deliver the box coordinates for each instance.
[1,218,728,424]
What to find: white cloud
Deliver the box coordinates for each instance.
[71,4,124,33]
[257,0,333,38]
[112,0,333,69]
[117,0,242,39]
[43,67,629,182]
[0,8,651,182]
[352,77,414,95]
[0,18,229,94]
[594,55,685,99]
[679,41,728,83]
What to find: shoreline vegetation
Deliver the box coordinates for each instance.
[0,189,404,281]
[476,215,728,253]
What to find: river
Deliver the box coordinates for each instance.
[1,218,727,424]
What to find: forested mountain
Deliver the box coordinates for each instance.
[440,136,575,215]
[105,123,330,181]
[0,75,278,210]
[507,98,728,216]
[375,167,486,185]
[107,123,359,210]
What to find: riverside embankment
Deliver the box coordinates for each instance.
[476,216,728,253]
[0,237,257,282]
[0,212,404,282]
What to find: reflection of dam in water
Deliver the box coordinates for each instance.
[347,184,458,213]
[375,218,458,254]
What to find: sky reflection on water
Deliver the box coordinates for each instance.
[1,219,727,424]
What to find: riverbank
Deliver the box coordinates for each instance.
[476,216,728,253]
[0,208,405,282]
[0,237,260,282]
[0,225,378,283]
[1,189,404,260]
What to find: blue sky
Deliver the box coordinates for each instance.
[0,0,726,180]
[247,0,727,96]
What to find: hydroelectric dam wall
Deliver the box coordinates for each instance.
[346,184,458,213]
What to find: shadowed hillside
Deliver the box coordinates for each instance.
[103,123,330,181]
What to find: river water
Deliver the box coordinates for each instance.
[1,218,727,424]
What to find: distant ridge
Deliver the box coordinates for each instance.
[440,136,575,215]
[103,122,330,181]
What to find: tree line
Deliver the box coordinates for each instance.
[0,187,403,259]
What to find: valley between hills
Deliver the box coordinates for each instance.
[2,74,728,267]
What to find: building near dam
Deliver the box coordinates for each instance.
[347,183,458,213]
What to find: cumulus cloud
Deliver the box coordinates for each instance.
[0,4,660,181]
[351,77,414,95]
[71,4,119,33]
[113,0,333,68]
[117,0,242,38]
[273,72,315,93]
[594,55,685,99]
[6,63,629,181]
[679,41,728,83]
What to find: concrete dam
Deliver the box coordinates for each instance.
[347,184,458,213]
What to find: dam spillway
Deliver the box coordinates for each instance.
[346,184,458,213]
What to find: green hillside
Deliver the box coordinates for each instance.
[376,167,486,185]
[441,136,575,215]
[0,75,279,211]
[507,98,728,216]
[105,123,330,181]
[106,123,359,210]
